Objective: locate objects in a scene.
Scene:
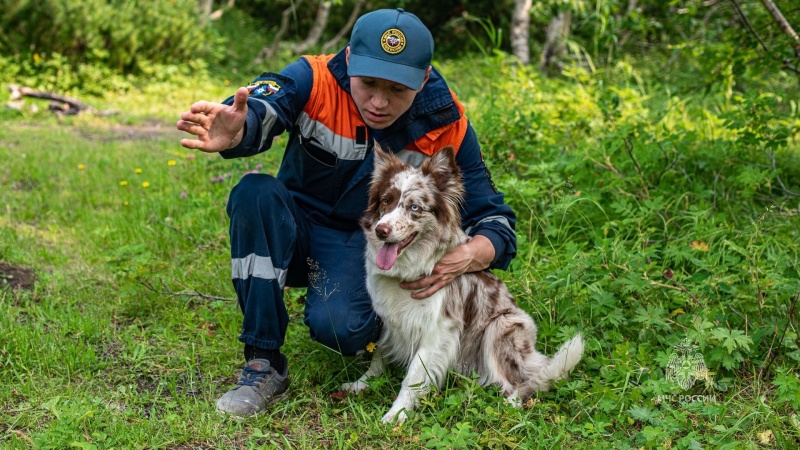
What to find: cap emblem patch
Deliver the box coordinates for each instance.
[380,28,406,54]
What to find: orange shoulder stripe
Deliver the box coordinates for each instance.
[302,54,363,140]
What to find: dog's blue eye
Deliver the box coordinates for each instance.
[410,204,419,211]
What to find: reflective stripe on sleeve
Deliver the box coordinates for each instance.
[249,97,279,149]
[464,215,513,235]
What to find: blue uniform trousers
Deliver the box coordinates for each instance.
[226,174,380,356]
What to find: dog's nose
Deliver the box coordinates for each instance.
[375,223,391,239]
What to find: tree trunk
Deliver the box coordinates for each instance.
[626,0,638,15]
[759,0,800,55]
[510,0,533,64]
[321,0,366,54]
[292,0,333,54]
[540,11,572,73]
[254,0,306,64]
[199,0,213,25]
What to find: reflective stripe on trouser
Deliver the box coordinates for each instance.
[226,173,380,355]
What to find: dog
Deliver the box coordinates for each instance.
[342,145,584,423]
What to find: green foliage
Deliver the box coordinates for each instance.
[0,0,222,91]
[1,8,800,446]
[772,367,800,410]
[438,48,799,447]
[420,422,480,448]
[528,0,800,83]
[205,7,281,79]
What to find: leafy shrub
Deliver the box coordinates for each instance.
[455,50,799,391]
[0,0,222,91]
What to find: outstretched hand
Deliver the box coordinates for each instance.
[177,86,250,153]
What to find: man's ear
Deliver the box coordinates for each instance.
[417,66,432,92]
[345,46,350,65]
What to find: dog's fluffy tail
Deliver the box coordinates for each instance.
[544,333,584,382]
[518,333,584,400]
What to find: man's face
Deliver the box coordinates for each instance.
[346,47,430,129]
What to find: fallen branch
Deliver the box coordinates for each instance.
[7,84,118,116]
[138,278,232,302]
[645,270,701,305]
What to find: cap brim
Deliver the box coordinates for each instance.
[348,53,426,90]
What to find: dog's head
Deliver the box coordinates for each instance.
[360,143,465,271]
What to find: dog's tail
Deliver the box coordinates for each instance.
[544,333,584,382]
[518,333,584,400]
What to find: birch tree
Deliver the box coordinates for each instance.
[510,0,533,64]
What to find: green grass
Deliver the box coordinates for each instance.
[1,52,800,448]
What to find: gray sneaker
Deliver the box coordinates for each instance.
[216,356,290,417]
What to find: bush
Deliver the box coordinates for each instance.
[448,52,800,388]
[0,0,222,91]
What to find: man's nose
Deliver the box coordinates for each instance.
[371,92,388,109]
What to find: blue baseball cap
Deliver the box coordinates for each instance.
[347,9,434,90]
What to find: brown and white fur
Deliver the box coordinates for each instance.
[342,145,584,423]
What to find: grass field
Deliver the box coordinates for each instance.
[1,53,799,449]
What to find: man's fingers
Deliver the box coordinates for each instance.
[399,278,427,290]
[179,111,211,127]
[176,120,207,136]
[180,138,203,150]
[400,270,446,290]
[189,100,216,114]
[399,273,453,300]
[411,280,447,300]
[180,138,222,153]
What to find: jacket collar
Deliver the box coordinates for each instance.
[327,48,461,152]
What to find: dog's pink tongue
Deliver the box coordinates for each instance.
[377,242,400,270]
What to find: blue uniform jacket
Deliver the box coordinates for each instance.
[219,48,517,270]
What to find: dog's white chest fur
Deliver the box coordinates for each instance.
[369,274,450,365]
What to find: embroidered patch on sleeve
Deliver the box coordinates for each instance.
[248,80,282,96]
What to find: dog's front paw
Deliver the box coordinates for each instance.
[341,380,369,394]
[381,408,408,424]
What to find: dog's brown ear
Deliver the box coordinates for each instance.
[372,141,396,175]
[370,141,407,188]
[422,146,460,183]
[422,146,464,210]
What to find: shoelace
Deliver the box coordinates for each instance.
[237,365,274,387]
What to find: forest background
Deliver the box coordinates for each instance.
[1,0,799,448]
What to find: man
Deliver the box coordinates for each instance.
[176,8,516,417]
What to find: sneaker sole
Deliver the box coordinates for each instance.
[215,389,289,421]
